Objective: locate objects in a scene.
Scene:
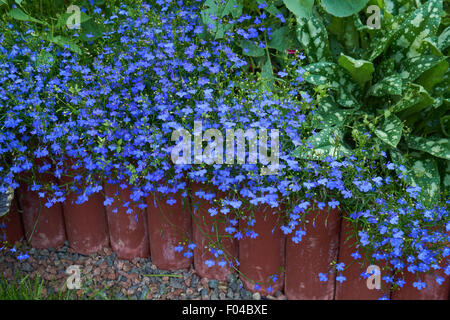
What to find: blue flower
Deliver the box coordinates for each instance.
[318,273,328,282]
[205,259,215,267]
[17,252,30,261]
[413,280,426,290]
[336,274,346,283]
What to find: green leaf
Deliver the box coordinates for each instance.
[282,0,314,19]
[438,26,450,51]
[304,62,361,108]
[321,0,370,17]
[371,114,403,148]
[240,39,265,57]
[260,57,274,90]
[292,128,351,160]
[296,14,332,63]
[390,151,441,204]
[444,161,450,188]
[369,74,403,97]
[79,18,104,42]
[45,35,82,55]
[1,0,8,6]
[400,55,447,83]
[338,54,374,87]
[388,0,443,64]
[416,59,449,93]
[268,27,290,51]
[406,136,450,160]
[433,68,449,97]
[390,83,433,113]
[221,0,243,18]
[8,8,47,25]
[312,96,353,129]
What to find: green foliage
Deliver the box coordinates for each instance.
[282,0,314,18]
[0,0,116,55]
[294,0,449,204]
[199,0,449,203]
[320,0,370,18]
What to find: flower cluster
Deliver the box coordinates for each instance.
[0,0,448,297]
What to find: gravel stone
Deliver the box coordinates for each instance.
[240,288,252,300]
[191,274,199,287]
[21,263,33,272]
[208,279,219,289]
[227,288,234,299]
[229,280,238,292]
[200,288,209,297]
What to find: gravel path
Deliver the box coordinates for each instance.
[0,241,287,300]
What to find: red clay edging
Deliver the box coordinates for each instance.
[191,183,238,281]
[60,160,109,255]
[285,207,340,300]
[147,192,193,270]
[62,191,109,255]
[0,195,24,245]
[104,183,149,260]
[334,220,390,300]
[238,204,285,295]
[18,182,66,249]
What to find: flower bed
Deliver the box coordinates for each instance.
[0,0,449,300]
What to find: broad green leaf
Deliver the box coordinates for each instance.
[416,59,449,92]
[338,54,374,87]
[221,0,243,18]
[388,0,443,63]
[296,14,332,63]
[390,151,441,204]
[312,96,353,129]
[406,136,450,160]
[364,11,412,61]
[282,0,314,19]
[369,74,403,97]
[304,62,361,108]
[321,0,370,17]
[371,114,403,148]
[438,26,450,50]
[240,39,265,57]
[444,161,450,188]
[45,35,82,55]
[292,128,351,160]
[8,8,47,25]
[260,57,274,90]
[400,55,447,83]
[79,19,105,42]
[433,68,449,97]
[390,83,433,113]
[268,27,290,51]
